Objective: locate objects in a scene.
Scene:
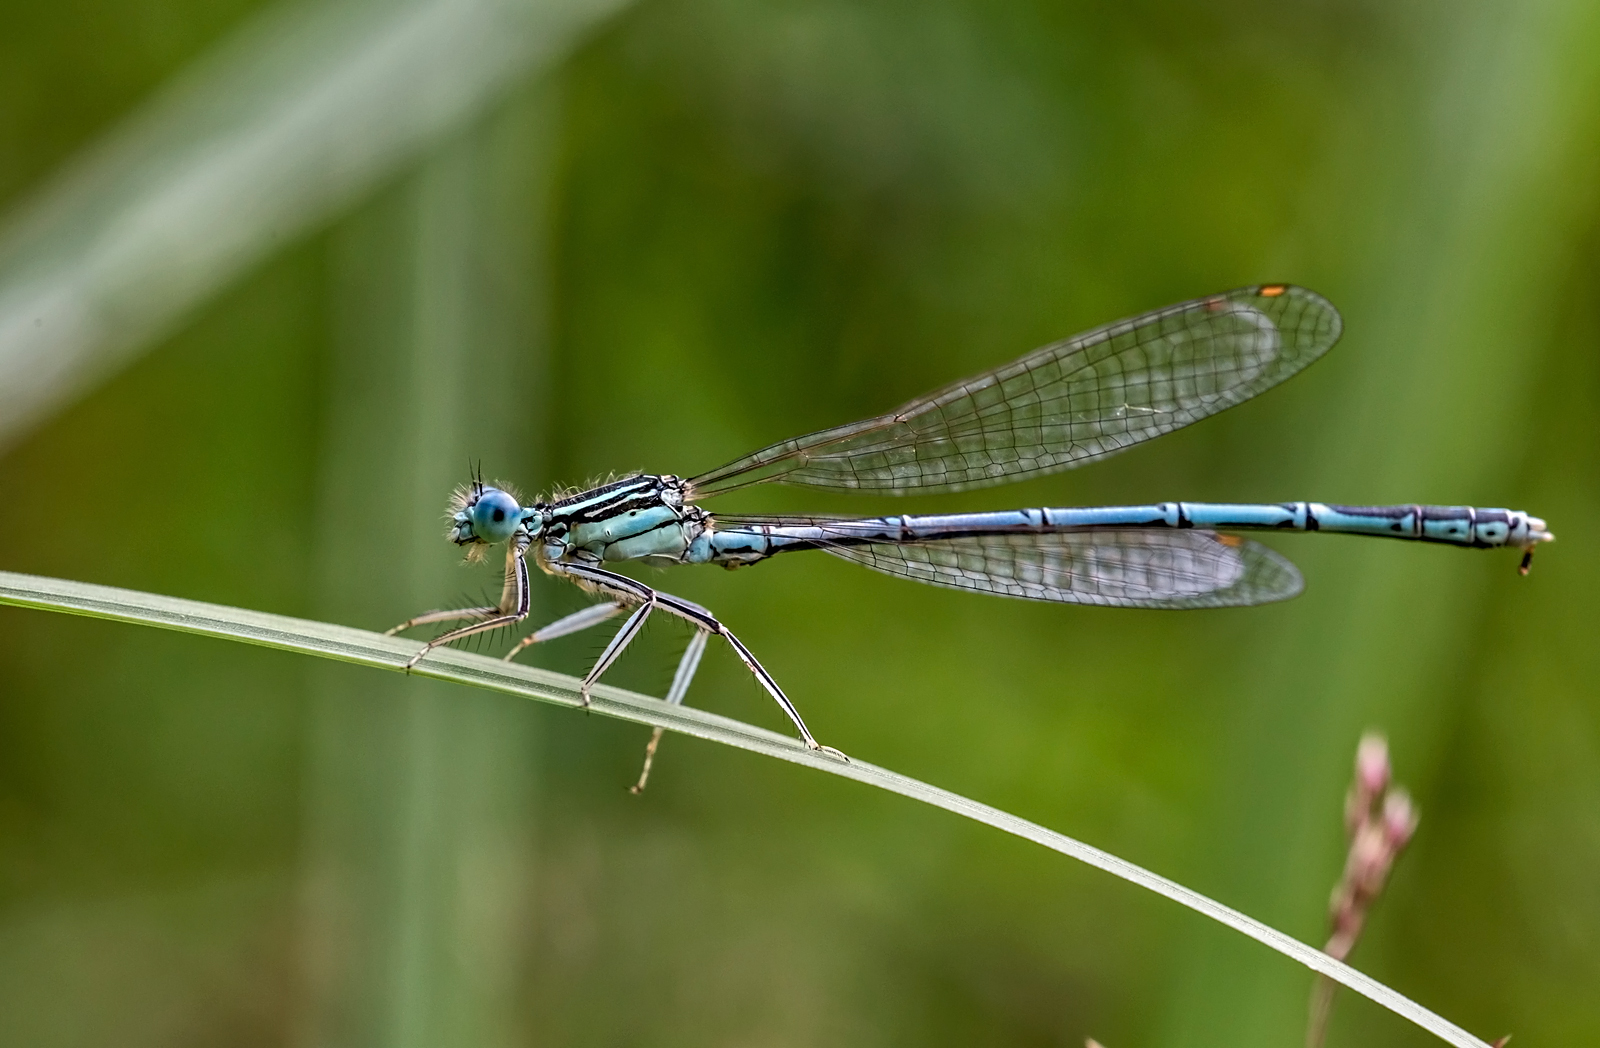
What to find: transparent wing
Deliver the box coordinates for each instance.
[822,528,1304,609]
[690,285,1340,497]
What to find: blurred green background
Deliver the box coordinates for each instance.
[1,0,1596,1045]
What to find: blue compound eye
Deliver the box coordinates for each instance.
[470,488,523,544]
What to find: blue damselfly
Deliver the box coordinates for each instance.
[389,285,1551,787]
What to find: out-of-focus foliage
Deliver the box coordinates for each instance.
[0,1,1596,1047]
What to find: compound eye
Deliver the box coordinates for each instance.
[470,488,523,544]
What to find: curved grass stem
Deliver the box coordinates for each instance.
[0,569,1490,1048]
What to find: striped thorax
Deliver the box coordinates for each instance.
[538,474,708,568]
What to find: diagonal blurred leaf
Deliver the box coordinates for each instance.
[0,0,630,452]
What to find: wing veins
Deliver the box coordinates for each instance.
[689,285,1339,497]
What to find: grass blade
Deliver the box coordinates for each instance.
[0,569,1491,1048]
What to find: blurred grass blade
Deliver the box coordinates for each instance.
[0,569,1494,1048]
[302,86,559,1046]
[0,0,630,451]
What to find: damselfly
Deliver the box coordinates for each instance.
[390,285,1551,787]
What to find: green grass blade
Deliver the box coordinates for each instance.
[0,569,1490,1048]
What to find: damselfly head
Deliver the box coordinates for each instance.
[445,482,525,556]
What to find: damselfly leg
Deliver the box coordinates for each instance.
[548,561,830,755]
[496,596,712,791]
[389,545,532,669]
[386,606,500,634]
[630,630,710,793]
[501,601,628,660]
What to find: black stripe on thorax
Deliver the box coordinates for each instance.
[552,477,668,524]
[618,518,685,544]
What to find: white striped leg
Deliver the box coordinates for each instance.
[665,629,710,708]
[502,601,628,661]
[630,629,709,795]
[386,606,499,635]
[579,600,655,706]
[395,547,533,670]
[551,562,834,755]
[536,565,658,707]
[494,592,713,793]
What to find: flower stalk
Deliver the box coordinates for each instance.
[1307,732,1420,1048]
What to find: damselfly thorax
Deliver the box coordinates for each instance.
[534,474,709,567]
